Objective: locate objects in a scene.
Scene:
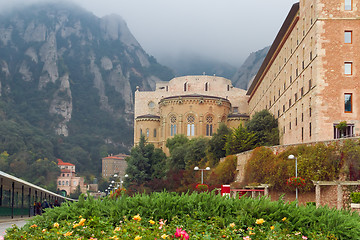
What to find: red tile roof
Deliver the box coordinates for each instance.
[57,159,75,166]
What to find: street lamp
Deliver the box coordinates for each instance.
[113,174,129,189]
[288,154,298,206]
[194,166,210,184]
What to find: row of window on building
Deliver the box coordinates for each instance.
[58,180,77,186]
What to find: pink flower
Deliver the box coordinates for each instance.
[175,228,182,237]
[174,228,189,240]
[302,236,308,240]
[159,219,167,230]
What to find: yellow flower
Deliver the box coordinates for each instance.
[53,222,59,228]
[149,220,155,225]
[133,214,141,221]
[282,217,287,221]
[134,236,142,240]
[79,218,86,226]
[249,231,255,235]
[30,224,37,228]
[114,226,121,232]
[270,226,275,230]
[255,218,265,224]
[229,222,235,228]
[161,234,169,239]
[64,231,73,237]
[42,229,46,233]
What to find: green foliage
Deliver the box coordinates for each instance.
[126,135,167,185]
[207,123,231,165]
[225,124,257,155]
[246,109,279,146]
[350,192,360,203]
[5,192,360,239]
[244,143,344,192]
[341,139,360,180]
[336,121,348,133]
[209,155,237,185]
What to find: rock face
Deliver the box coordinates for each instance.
[232,46,270,90]
[0,2,173,145]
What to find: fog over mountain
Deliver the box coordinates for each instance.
[0,0,299,67]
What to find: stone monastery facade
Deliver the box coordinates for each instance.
[134,76,249,153]
[135,0,360,150]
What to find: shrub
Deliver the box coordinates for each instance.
[5,192,360,239]
[350,192,360,203]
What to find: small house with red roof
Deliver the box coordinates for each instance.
[57,159,86,196]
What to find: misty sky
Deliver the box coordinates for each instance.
[0,0,299,67]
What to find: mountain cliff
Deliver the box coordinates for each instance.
[0,2,173,184]
[231,46,270,90]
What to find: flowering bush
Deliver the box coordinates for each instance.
[4,192,359,239]
[195,183,209,192]
[287,177,306,188]
[109,188,126,199]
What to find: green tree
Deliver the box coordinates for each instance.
[126,135,167,185]
[225,124,257,155]
[166,135,189,170]
[207,123,231,165]
[184,137,209,168]
[245,109,279,146]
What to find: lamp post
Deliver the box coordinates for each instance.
[113,174,128,189]
[194,166,210,184]
[288,154,298,206]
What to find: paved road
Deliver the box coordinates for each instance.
[0,219,29,239]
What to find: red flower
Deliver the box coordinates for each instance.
[286,177,306,188]
[174,228,189,239]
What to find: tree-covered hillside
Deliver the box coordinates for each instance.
[0,2,174,188]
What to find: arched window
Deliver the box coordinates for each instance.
[66,181,69,186]
[140,128,143,136]
[206,115,213,136]
[170,115,177,136]
[205,82,209,91]
[187,114,195,136]
[184,82,188,91]
[154,129,157,138]
[62,181,64,185]
[146,128,149,138]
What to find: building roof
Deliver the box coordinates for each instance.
[161,94,229,102]
[135,114,161,120]
[247,2,300,97]
[57,159,75,166]
[102,154,129,160]
[228,113,250,118]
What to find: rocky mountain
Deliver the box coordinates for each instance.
[0,2,173,182]
[231,46,270,90]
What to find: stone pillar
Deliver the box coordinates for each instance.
[251,189,255,198]
[264,186,269,197]
[315,184,321,208]
[337,184,343,210]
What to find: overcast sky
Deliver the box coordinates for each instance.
[0,0,299,67]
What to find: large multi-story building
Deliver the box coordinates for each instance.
[102,154,129,179]
[247,0,360,145]
[134,75,249,153]
[135,0,360,149]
